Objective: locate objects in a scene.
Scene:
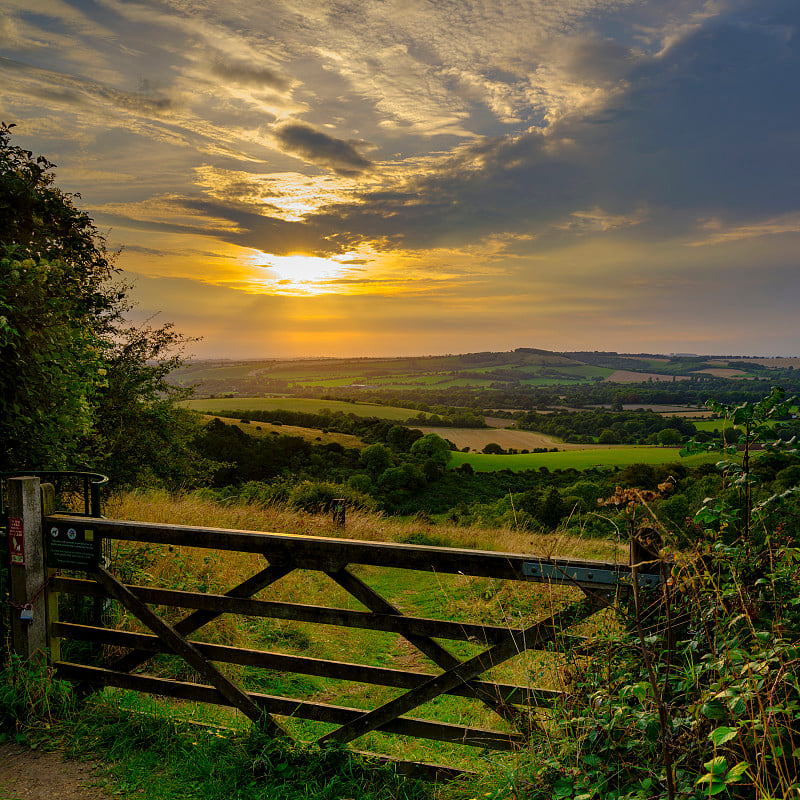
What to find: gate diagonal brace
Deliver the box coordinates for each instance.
[320,597,596,747]
[93,565,286,737]
[109,562,292,674]
[326,567,534,733]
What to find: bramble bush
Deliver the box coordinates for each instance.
[510,388,800,800]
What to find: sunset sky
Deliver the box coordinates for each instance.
[2,0,799,358]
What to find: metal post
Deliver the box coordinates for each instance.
[332,499,346,528]
[7,477,48,660]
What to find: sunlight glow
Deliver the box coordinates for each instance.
[256,254,352,295]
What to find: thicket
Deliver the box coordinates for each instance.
[500,388,800,800]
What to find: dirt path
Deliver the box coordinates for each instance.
[0,743,113,800]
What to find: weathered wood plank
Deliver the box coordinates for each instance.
[45,514,640,586]
[320,598,596,745]
[92,566,285,736]
[53,662,523,750]
[54,622,559,707]
[53,576,565,646]
[109,563,292,674]
[349,750,475,781]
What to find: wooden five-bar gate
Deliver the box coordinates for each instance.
[3,476,662,779]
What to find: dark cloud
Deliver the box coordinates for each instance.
[302,2,800,250]
[273,121,372,176]
[0,56,174,116]
[209,58,290,92]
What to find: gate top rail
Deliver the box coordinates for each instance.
[45,513,659,588]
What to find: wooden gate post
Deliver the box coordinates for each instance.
[7,476,48,660]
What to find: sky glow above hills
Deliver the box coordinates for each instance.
[2,0,799,358]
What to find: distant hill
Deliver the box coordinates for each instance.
[169,348,792,398]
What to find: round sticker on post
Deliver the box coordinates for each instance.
[67,528,77,540]
[50,526,59,538]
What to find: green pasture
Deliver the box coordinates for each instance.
[692,418,724,432]
[449,447,721,472]
[181,396,418,420]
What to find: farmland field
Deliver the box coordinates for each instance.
[449,447,720,471]
[413,425,618,451]
[181,396,418,420]
[604,370,692,383]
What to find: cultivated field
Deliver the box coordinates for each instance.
[450,447,719,471]
[604,370,691,382]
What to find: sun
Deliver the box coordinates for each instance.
[256,254,349,295]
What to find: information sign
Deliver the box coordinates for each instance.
[46,523,100,569]
[8,516,25,565]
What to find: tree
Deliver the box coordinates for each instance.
[359,443,393,475]
[482,442,505,454]
[0,123,208,486]
[657,427,682,446]
[410,433,451,468]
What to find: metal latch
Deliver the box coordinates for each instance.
[522,562,662,589]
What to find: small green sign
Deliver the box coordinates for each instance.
[46,522,100,570]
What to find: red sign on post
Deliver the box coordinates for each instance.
[8,516,25,565]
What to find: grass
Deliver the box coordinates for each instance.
[449,447,721,471]
[181,397,418,420]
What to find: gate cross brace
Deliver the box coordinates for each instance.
[93,565,286,737]
[109,562,292,674]
[320,597,597,746]
[327,567,532,731]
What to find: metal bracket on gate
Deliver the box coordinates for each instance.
[521,562,662,590]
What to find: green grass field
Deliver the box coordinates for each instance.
[692,418,724,432]
[449,447,721,471]
[181,396,418,420]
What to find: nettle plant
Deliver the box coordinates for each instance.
[515,388,800,800]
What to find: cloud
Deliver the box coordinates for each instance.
[297,2,800,251]
[272,121,373,175]
[208,57,291,92]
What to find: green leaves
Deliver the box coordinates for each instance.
[697,756,749,795]
[709,726,739,747]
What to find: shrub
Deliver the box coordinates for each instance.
[286,481,377,514]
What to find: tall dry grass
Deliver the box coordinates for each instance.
[105,488,625,562]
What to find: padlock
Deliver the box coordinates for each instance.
[20,605,33,622]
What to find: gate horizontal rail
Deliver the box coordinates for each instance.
[48,515,644,588]
[8,480,661,782]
